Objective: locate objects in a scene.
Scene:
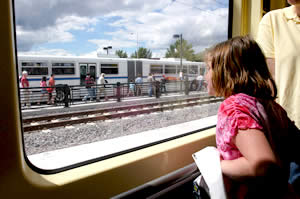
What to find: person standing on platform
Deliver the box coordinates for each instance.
[147,73,153,97]
[20,70,30,108]
[160,74,167,94]
[196,74,203,91]
[127,79,135,96]
[135,74,143,96]
[38,76,47,105]
[97,73,108,101]
[83,73,95,102]
[47,74,55,105]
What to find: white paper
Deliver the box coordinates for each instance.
[193,146,226,199]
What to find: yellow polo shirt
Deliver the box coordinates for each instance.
[256,6,300,128]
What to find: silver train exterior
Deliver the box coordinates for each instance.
[17,55,206,87]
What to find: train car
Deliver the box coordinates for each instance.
[1,0,298,198]
[18,55,206,87]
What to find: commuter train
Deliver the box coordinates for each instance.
[17,55,206,87]
[1,0,297,198]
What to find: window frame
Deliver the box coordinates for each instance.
[14,0,233,174]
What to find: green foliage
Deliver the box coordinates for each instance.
[115,50,128,58]
[165,39,197,61]
[131,47,152,58]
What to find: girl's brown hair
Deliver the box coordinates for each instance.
[205,35,277,100]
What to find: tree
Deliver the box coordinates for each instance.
[165,39,195,61]
[131,47,152,59]
[194,51,205,62]
[115,50,128,58]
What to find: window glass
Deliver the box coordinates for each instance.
[189,65,198,74]
[22,62,48,67]
[150,64,163,74]
[52,68,75,75]
[179,65,188,74]
[52,63,75,67]
[165,65,176,74]
[14,0,230,171]
[101,63,118,74]
[21,62,35,66]
[21,67,48,75]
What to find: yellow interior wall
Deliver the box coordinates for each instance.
[232,0,263,37]
[271,0,287,10]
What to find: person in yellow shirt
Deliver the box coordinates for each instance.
[256,0,300,195]
[256,1,300,128]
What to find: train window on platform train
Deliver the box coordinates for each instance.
[14,0,230,172]
[165,65,176,74]
[21,67,49,76]
[189,65,198,75]
[150,64,163,74]
[52,63,75,67]
[182,65,188,74]
[100,63,119,74]
[52,68,75,75]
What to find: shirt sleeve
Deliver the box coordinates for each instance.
[256,13,275,58]
[216,95,263,155]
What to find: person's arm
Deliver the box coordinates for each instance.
[221,128,277,181]
[256,13,275,79]
[266,58,275,80]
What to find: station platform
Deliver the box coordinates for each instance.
[22,91,208,117]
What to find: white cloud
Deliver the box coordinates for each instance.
[16,15,99,51]
[102,2,228,54]
[15,0,229,56]
[18,48,75,56]
[56,15,98,32]
[79,50,99,57]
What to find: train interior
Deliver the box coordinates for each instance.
[0,0,295,198]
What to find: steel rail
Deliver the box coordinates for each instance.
[23,97,222,132]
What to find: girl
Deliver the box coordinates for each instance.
[38,76,47,105]
[205,35,300,198]
[127,80,135,97]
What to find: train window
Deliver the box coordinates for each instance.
[15,0,230,172]
[52,63,76,75]
[52,63,75,67]
[22,62,48,67]
[200,67,206,76]
[165,65,176,74]
[21,67,48,76]
[180,65,188,74]
[100,63,118,74]
[189,65,198,75]
[52,68,75,75]
[21,62,35,66]
[150,64,163,74]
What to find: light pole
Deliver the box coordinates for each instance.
[103,46,112,55]
[173,34,183,72]
[131,32,139,59]
[173,34,183,93]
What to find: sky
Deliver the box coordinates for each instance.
[14,0,229,58]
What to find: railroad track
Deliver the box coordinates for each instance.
[23,96,223,133]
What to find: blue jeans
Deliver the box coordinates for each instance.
[289,162,300,183]
[289,162,300,194]
[84,87,95,101]
[148,85,153,97]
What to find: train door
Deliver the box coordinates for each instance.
[89,64,96,81]
[80,63,96,85]
[80,64,87,85]
[136,60,143,78]
[127,61,135,83]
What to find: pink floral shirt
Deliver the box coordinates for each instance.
[216,93,263,160]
